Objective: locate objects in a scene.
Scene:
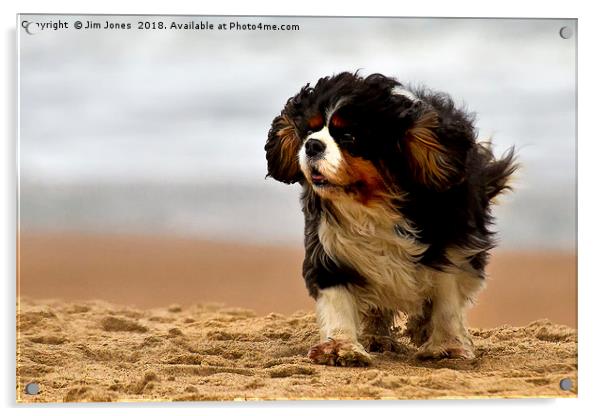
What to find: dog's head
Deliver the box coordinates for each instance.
[265,72,472,204]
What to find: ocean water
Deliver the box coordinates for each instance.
[18,16,576,249]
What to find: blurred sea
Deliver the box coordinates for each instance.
[18,16,576,249]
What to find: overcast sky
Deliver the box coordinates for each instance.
[18,16,576,249]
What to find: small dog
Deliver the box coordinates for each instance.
[265,72,516,366]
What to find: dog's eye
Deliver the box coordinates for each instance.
[331,113,347,129]
[339,133,356,146]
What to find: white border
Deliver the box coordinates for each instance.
[3,1,600,415]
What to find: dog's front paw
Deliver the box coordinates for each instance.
[362,335,406,354]
[415,338,475,360]
[308,339,372,367]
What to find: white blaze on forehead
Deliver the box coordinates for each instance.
[326,97,349,122]
[392,86,419,102]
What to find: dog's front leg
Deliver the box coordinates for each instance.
[307,286,372,366]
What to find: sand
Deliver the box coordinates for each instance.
[18,233,577,328]
[17,298,577,403]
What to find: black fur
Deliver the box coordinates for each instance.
[265,72,517,298]
[300,185,367,298]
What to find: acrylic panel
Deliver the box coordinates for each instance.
[17,15,577,402]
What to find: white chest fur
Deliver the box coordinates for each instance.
[318,200,432,315]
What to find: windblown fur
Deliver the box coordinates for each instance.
[265,71,517,365]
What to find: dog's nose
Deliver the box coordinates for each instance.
[305,139,326,158]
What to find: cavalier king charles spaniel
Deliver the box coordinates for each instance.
[265,72,517,366]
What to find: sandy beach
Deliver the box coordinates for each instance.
[18,233,577,328]
[17,298,577,402]
[16,232,577,402]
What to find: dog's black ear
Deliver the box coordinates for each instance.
[265,101,304,184]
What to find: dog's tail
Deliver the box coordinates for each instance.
[479,143,519,201]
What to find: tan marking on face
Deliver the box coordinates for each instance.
[312,150,389,206]
[308,114,325,131]
[338,152,387,205]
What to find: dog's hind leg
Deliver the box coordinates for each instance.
[404,299,433,347]
[360,308,405,353]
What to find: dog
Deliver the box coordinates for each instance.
[264,72,517,366]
